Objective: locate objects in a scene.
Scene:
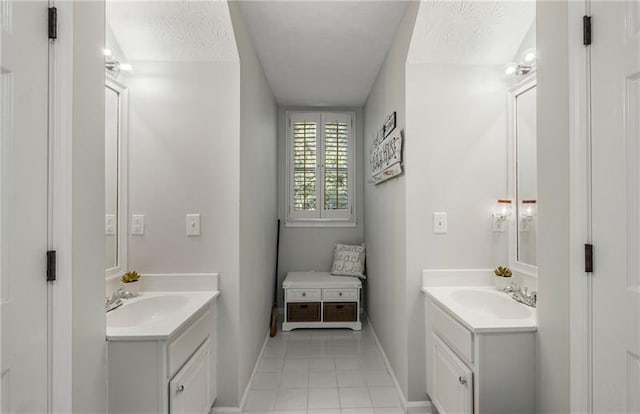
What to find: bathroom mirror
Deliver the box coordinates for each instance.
[509,78,537,275]
[105,79,128,278]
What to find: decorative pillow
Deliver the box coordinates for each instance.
[331,243,366,279]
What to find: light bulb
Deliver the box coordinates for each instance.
[119,63,133,71]
[505,63,518,76]
[521,48,536,65]
[103,48,112,57]
[521,200,537,218]
[495,199,513,218]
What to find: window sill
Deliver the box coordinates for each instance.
[285,219,358,228]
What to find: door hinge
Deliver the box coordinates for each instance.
[585,244,593,273]
[48,7,57,40]
[46,250,56,281]
[583,15,592,46]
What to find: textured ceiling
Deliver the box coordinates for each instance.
[408,0,535,64]
[106,1,239,62]
[237,1,409,107]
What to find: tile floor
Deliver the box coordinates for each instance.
[243,321,404,414]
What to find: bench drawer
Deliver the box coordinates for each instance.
[287,302,321,322]
[286,288,321,301]
[322,288,358,301]
[432,303,473,363]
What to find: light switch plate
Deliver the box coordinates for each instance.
[186,214,201,236]
[433,212,448,234]
[105,214,116,235]
[132,214,145,235]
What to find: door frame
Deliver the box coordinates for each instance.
[48,0,74,411]
[568,0,593,412]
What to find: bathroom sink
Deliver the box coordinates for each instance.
[422,286,537,333]
[107,295,189,328]
[106,291,220,340]
[450,289,533,319]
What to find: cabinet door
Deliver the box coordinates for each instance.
[169,339,211,414]
[432,334,473,414]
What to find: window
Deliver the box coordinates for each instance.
[287,112,355,225]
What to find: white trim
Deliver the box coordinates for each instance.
[507,77,538,279]
[364,314,433,414]
[285,111,356,225]
[569,0,592,413]
[104,78,129,280]
[49,1,74,411]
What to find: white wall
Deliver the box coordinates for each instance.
[276,106,365,308]
[125,61,242,406]
[404,63,509,400]
[228,0,279,402]
[72,1,107,411]
[363,2,419,400]
[535,1,570,412]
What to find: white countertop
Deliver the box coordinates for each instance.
[283,271,362,288]
[106,291,220,341]
[422,286,537,333]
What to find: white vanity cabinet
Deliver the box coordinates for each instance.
[424,289,536,414]
[107,298,217,414]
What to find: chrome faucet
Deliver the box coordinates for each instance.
[105,287,133,312]
[503,282,537,308]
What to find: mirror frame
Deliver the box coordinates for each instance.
[507,74,537,278]
[105,77,129,280]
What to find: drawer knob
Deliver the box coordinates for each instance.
[177,385,185,394]
[302,292,306,297]
[458,376,467,385]
[339,292,343,296]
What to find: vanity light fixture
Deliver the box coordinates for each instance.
[105,58,133,77]
[492,199,513,232]
[505,48,536,76]
[103,48,113,57]
[519,200,537,232]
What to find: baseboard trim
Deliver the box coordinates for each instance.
[239,330,271,412]
[364,313,433,414]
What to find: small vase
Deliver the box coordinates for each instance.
[122,281,140,296]
[494,276,511,291]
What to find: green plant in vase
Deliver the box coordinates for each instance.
[120,271,141,296]
[493,266,512,290]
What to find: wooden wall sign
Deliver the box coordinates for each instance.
[369,131,403,185]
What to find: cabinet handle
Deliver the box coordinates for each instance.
[339,292,343,296]
[177,385,185,394]
[458,376,467,385]
[302,292,306,297]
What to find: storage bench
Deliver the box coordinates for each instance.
[282,271,362,331]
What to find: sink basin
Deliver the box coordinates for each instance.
[422,286,537,332]
[450,289,532,319]
[107,295,189,328]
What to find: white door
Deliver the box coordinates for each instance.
[0,1,50,412]
[591,1,640,412]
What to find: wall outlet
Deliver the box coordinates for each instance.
[433,212,448,234]
[105,214,116,235]
[186,214,201,236]
[132,214,145,235]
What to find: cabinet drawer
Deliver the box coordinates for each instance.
[169,310,210,377]
[286,288,321,301]
[432,303,473,363]
[322,288,358,301]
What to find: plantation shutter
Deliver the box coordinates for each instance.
[288,112,354,223]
